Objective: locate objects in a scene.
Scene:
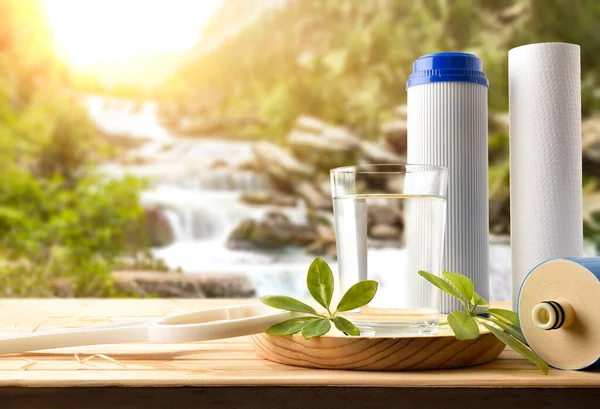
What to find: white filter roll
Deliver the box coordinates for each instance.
[407,82,489,313]
[509,43,583,310]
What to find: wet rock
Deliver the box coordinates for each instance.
[295,115,326,134]
[360,140,405,164]
[287,130,356,170]
[294,181,332,211]
[287,118,360,170]
[395,105,408,120]
[305,225,337,258]
[305,241,328,256]
[144,206,176,247]
[369,224,401,240]
[100,132,151,150]
[227,211,317,250]
[112,271,255,298]
[306,209,333,229]
[237,160,258,172]
[317,174,333,198]
[288,128,358,153]
[228,219,256,244]
[367,204,403,227]
[252,141,314,185]
[305,241,337,259]
[209,159,229,169]
[239,192,297,207]
[386,176,405,194]
[177,115,261,137]
[382,120,408,154]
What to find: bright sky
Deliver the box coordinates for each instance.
[41,0,220,69]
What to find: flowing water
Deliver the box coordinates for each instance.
[86,95,513,300]
[87,95,316,297]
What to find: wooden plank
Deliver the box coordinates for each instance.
[0,299,599,389]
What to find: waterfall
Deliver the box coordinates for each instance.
[162,209,184,242]
[141,187,307,243]
[86,95,320,298]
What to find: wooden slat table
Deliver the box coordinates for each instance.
[1,299,599,409]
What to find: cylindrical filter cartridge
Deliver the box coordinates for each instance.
[518,258,600,370]
[407,52,489,313]
[509,43,583,310]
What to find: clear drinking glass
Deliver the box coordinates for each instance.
[330,164,447,335]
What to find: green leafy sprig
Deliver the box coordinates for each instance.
[418,270,549,374]
[260,258,378,339]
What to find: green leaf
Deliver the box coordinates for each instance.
[301,318,331,339]
[487,318,527,345]
[471,292,489,308]
[332,316,360,336]
[335,280,378,313]
[265,317,319,336]
[260,295,317,315]
[306,257,334,312]
[0,206,26,222]
[481,322,549,375]
[487,308,519,326]
[447,311,480,340]
[442,271,474,305]
[418,271,467,309]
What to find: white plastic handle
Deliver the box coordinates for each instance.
[148,304,292,342]
[0,304,292,354]
[0,325,148,355]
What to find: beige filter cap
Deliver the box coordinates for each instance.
[518,258,600,370]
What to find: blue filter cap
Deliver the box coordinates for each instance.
[406,52,489,89]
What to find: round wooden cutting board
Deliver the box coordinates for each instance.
[250,326,505,371]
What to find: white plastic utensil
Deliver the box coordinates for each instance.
[0,304,292,355]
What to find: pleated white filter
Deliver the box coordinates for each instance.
[407,82,489,313]
[509,43,583,310]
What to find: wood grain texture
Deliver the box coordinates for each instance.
[0,299,599,390]
[250,331,505,370]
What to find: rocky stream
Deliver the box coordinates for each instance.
[88,95,515,301]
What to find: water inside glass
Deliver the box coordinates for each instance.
[331,165,447,335]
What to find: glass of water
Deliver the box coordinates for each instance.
[330,164,447,335]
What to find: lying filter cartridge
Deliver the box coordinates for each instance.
[518,258,600,370]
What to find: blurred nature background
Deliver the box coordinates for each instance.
[2,0,600,300]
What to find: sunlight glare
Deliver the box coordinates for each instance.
[41,0,220,68]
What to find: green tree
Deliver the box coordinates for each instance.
[0,0,156,296]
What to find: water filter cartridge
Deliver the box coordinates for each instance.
[518,258,600,370]
[509,43,583,310]
[407,52,489,313]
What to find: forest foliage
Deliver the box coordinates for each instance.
[0,0,153,296]
[164,0,600,141]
